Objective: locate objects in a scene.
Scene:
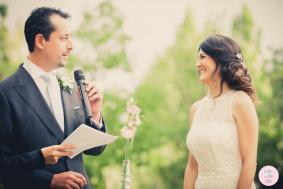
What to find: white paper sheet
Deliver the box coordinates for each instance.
[61,124,119,158]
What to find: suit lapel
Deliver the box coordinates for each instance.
[61,87,86,138]
[61,89,76,137]
[13,65,64,142]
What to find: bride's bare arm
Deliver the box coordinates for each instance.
[233,92,258,189]
[184,153,198,189]
[183,101,199,189]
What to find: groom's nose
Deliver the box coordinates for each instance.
[66,37,73,53]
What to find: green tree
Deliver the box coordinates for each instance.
[257,48,283,188]
[233,5,282,189]
[68,0,130,72]
[133,12,202,189]
[74,1,132,188]
[0,3,16,80]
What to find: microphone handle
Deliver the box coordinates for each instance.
[77,80,93,122]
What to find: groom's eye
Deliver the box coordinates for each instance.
[60,34,70,40]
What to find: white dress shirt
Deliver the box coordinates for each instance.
[23,58,65,132]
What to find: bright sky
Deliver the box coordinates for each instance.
[2,0,283,94]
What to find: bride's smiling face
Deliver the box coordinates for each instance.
[196,49,220,84]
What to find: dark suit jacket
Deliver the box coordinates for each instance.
[0,65,106,189]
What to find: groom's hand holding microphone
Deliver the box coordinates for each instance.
[85,81,103,122]
[74,70,103,125]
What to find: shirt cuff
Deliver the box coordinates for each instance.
[91,113,103,129]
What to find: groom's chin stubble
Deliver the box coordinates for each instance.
[58,62,67,68]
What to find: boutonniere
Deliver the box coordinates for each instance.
[56,73,74,94]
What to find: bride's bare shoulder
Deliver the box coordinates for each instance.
[188,100,201,126]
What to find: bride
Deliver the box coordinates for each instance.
[184,35,258,189]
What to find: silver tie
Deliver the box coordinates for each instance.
[41,73,65,132]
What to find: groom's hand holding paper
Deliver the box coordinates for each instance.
[62,124,119,158]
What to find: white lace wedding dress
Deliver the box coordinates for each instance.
[186,90,256,189]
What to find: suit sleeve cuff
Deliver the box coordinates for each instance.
[24,150,45,170]
[90,118,103,129]
[90,116,106,132]
[90,112,104,129]
[33,150,45,169]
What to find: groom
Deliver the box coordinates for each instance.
[0,7,106,189]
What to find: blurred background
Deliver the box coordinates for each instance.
[0,0,282,188]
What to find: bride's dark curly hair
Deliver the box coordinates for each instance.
[199,35,257,102]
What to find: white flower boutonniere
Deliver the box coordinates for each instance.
[56,73,74,94]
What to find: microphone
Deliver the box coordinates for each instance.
[74,70,92,125]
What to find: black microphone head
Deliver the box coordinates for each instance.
[74,70,85,81]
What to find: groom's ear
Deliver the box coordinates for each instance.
[34,33,45,50]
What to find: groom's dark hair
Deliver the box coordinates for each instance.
[24,7,70,52]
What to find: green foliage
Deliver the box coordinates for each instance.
[74,0,131,71]
[0,3,7,18]
[0,3,17,80]
[232,5,262,85]
[232,6,283,188]
[233,5,254,42]
[256,48,283,187]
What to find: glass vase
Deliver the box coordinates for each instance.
[121,159,131,189]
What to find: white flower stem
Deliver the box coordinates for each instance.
[125,139,129,160]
